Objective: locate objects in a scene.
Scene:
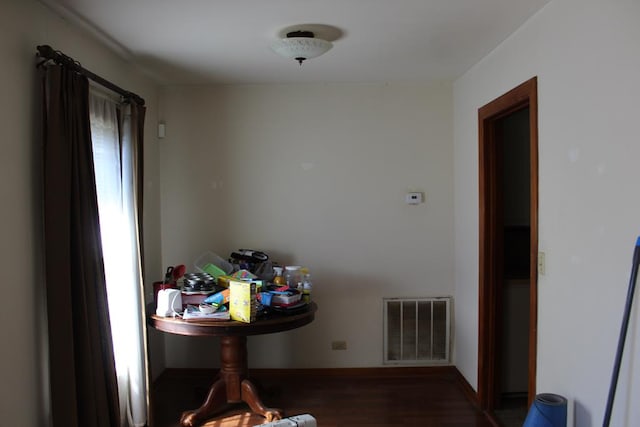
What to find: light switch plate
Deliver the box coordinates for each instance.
[538,251,546,275]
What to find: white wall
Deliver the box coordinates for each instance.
[454,0,640,425]
[0,2,161,425]
[159,82,454,368]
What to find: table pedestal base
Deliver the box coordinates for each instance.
[179,335,283,427]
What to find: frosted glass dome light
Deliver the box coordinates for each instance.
[271,30,333,65]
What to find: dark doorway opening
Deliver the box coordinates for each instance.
[477,77,539,424]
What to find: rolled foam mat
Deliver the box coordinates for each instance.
[523,393,567,427]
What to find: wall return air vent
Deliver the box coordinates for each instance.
[383,297,451,365]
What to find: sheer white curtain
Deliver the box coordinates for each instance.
[90,91,147,427]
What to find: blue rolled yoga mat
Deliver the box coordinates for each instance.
[523,393,567,427]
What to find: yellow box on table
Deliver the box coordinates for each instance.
[229,279,259,323]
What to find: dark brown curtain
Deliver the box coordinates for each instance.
[41,64,120,427]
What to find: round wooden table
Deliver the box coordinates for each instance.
[148,302,317,427]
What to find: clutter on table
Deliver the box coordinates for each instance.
[154,249,314,323]
[182,304,229,321]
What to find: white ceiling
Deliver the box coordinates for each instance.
[42,0,551,85]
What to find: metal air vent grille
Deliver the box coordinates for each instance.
[383,297,451,364]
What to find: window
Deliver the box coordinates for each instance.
[90,91,147,427]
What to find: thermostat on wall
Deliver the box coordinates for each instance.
[405,192,423,205]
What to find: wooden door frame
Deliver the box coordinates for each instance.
[477,77,538,411]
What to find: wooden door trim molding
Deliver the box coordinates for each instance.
[477,77,539,410]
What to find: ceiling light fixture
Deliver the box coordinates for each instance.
[271,30,333,66]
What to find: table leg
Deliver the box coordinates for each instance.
[242,378,282,422]
[180,335,283,427]
[180,376,227,427]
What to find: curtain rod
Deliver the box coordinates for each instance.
[36,44,145,106]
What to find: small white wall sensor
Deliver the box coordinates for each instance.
[405,192,423,205]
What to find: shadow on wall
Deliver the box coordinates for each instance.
[574,400,591,427]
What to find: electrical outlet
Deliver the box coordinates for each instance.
[405,192,423,205]
[331,340,347,350]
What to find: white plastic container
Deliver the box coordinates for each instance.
[271,291,302,306]
[156,289,182,317]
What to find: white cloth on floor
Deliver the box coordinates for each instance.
[254,414,317,427]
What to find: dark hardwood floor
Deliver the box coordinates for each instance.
[151,368,495,427]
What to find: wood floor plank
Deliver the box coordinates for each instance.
[151,368,493,427]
